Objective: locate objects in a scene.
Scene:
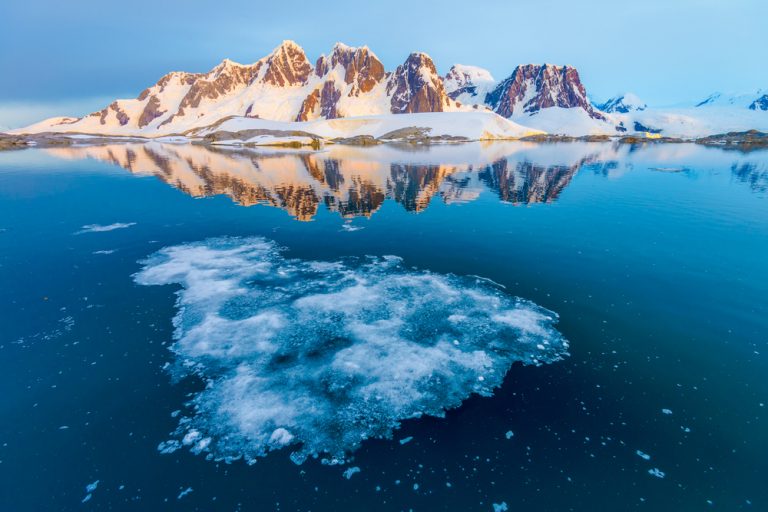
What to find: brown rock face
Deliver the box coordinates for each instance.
[315,44,386,95]
[138,96,167,128]
[261,40,312,87]
[387,53,450,114]
[486,64,605,120]
[99,102,130,126]
[296,81,343,121]
[179,60,261,111]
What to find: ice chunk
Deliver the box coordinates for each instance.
[493,502,509,512]
[505,431,514,439]
[135,237,568,465]
[636,450,651,460]
[342,467,360,480]
[399,436,413,445]
[177,487,193,499]
[648,468,666,479]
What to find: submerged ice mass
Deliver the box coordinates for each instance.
[134,237,568,465]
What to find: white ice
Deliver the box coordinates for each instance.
[134,237,568,465]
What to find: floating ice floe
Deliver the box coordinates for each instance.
[76,222,136,234]
[134,237,568,465]
[648,468,666,479]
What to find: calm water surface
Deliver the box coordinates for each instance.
[0,142,766,511]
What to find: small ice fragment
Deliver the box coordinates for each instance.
[399,436,413,445]
[648,468,665,479]
[342,467,360,480]
[177,487,193,499]
[85,480,99,493]
[269,428,294,446]
[59,425,69,430]
[81,494,92,503]
[493,502,509,512]
[413,483,419,491]
[505,431,514,440]
[662,409,673,415]
[636,450,651,460]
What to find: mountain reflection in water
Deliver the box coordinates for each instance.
[45,142,766,219]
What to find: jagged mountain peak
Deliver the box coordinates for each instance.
[485,63,604,120]
[387,52,449,114]
[261,40,312,87]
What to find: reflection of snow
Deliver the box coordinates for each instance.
[135,237,568,465]
[340,223,364,232]
[76,222,135,234]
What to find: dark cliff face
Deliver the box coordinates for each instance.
[485,64,604,120]
[387,53,450,114]
[296,81,343,121]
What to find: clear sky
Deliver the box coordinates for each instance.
[1,0,766,127]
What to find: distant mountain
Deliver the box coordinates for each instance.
[595,93,647,113]
[749,94,768,111]
[696,90,767,109]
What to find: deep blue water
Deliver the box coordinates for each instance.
[0,142,766,511]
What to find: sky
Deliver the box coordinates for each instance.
[1,0,766,128]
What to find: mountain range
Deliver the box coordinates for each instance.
[9,41,768,141]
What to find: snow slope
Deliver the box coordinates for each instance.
[193,111,543,141]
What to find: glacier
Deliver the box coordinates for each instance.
[134,237,568,465]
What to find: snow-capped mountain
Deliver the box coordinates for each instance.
[21,41,460,136]
[11,40,767,140]
[485,64,605,120]
[16,42,609,137]
[443,65,495,106]
[695,90,767,110]
[595,93,647,113]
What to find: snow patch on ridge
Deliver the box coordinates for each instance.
[134,237,568,465]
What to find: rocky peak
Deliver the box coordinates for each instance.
[261,40,312,87]
[387,52,450,114]
[486,64,604,120]
[315,43,386,95]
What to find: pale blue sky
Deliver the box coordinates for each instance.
[1,0,766,127]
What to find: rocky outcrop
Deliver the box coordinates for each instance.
[387,53,450,114]
[486,64,605,120]
[138,96,167,128]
